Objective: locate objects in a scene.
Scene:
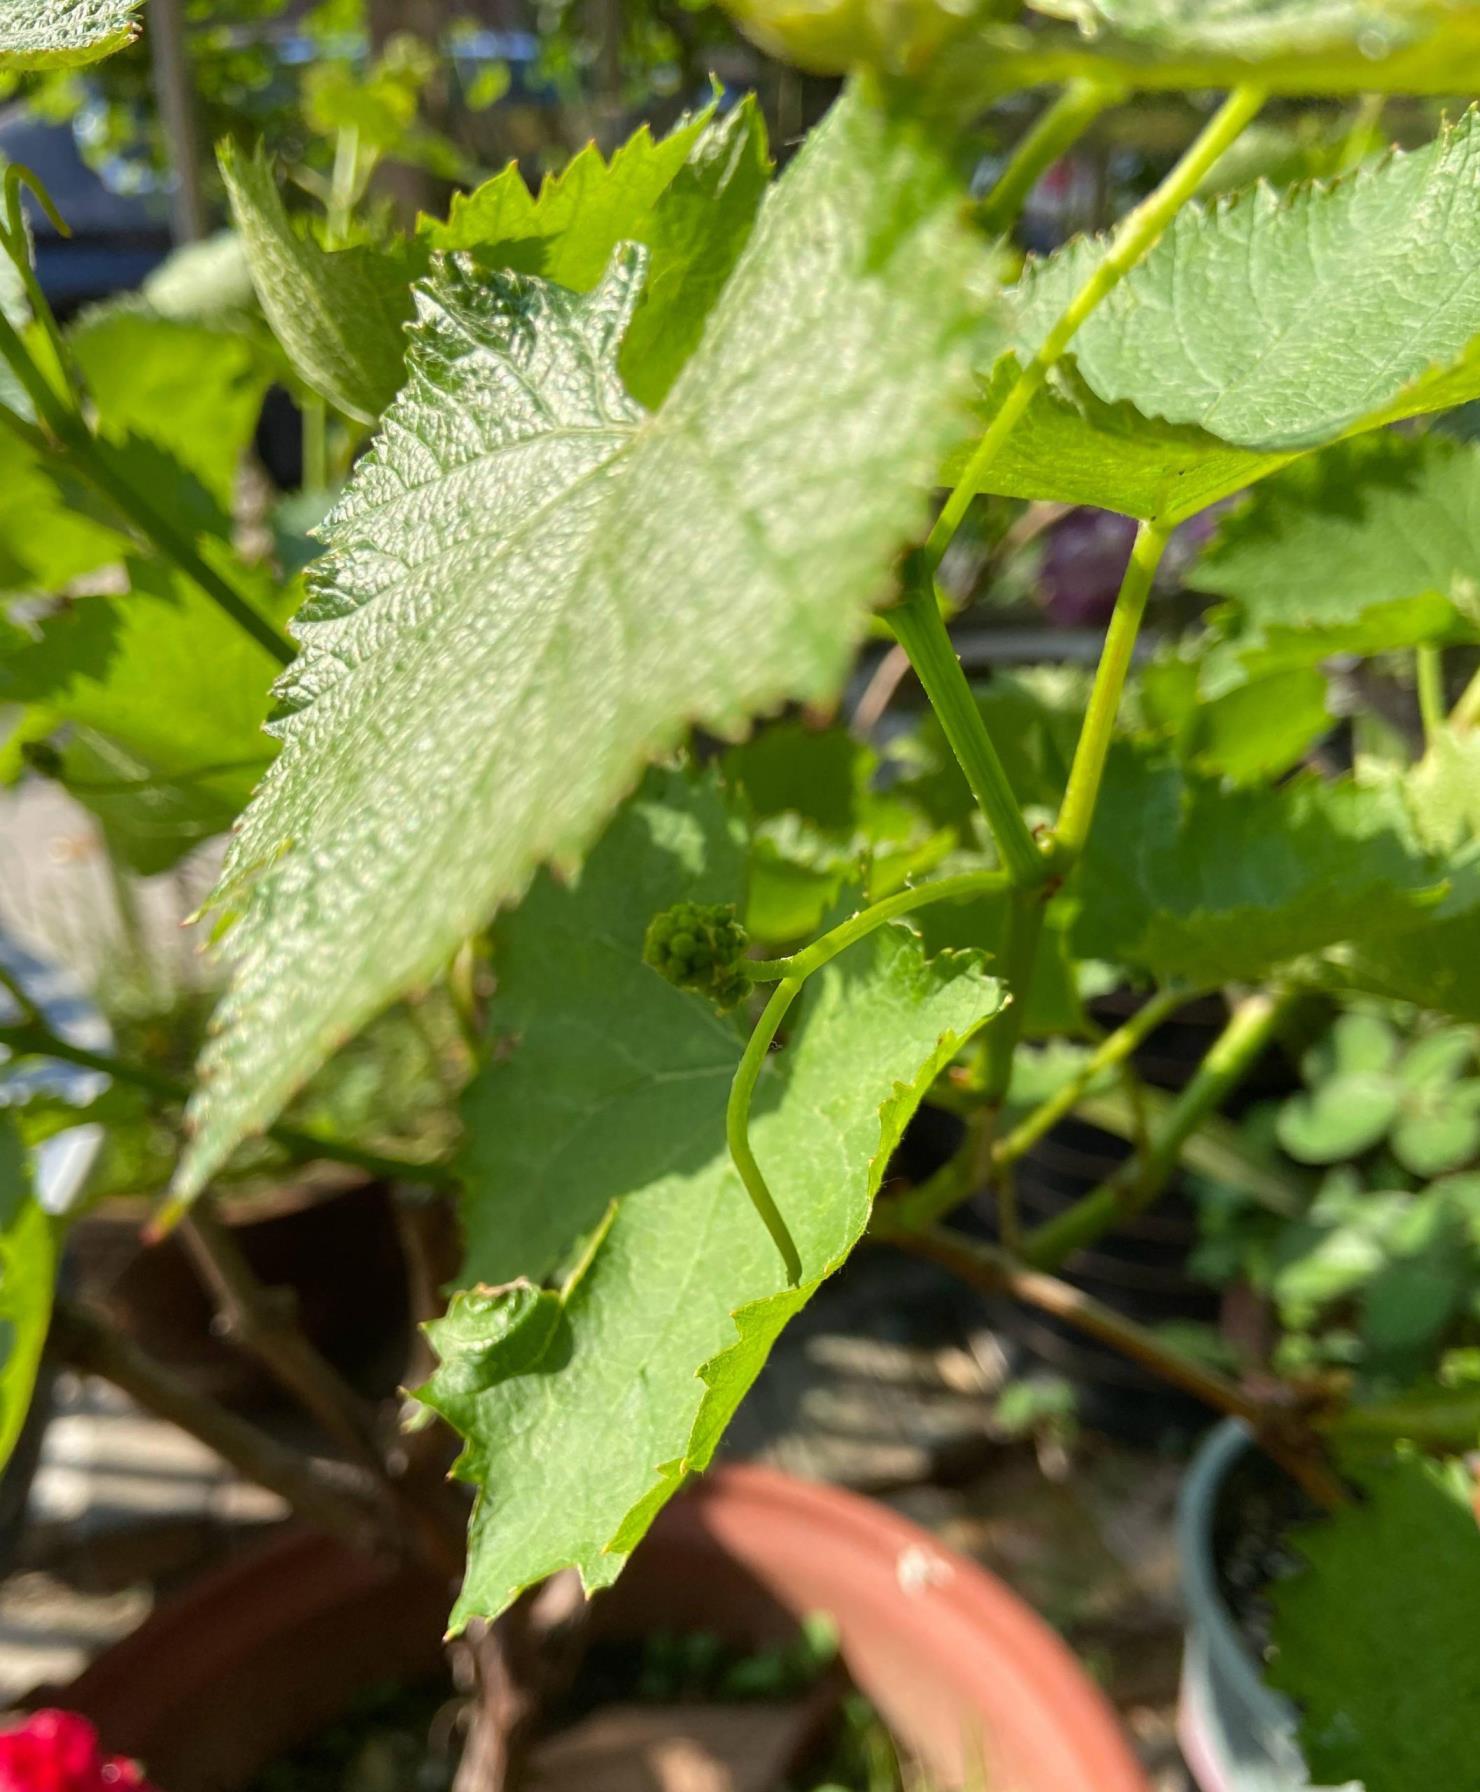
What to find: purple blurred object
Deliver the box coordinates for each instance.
[1039,509,1139,626]
[1038,506,1227,627]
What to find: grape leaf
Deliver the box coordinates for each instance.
[219,140,422,424]
[1193,434,1480,667]
[1340,911,1480,1022]
[1031,0,1477,59]
[0,311,270,593]
[0,1118,53,1473]
[424,114,708,262]
[616,102,771,408]
[729,0,1480,88]
[957,116,1480,522]
[1012,116,1480,454]
[427,102,770,410]
[0,429,123,593]
[944,355,1286,524]
[1268,1451,1480,1792]
[172,84,987,1206]
[912,884,1090,1037]
[416,774,1003,1628]
[0,0,142,68]
[0,553,290,872]
[70,309,272,515]
[1071,750,1448,986]
[1139,655,1330,784]
[1337,732,1480,1020]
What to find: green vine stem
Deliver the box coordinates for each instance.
[884,557,1046,888]
[927,82,1267,573]
[733,867,1010,1281]
[994,982,1192,1168]
[1022,987,1290,1270]
[884,88,1264,1129]
[0,1017,453,1191]
[977,79,1120,237]
[876,1217,1346,1509]
[1417,643,1445,744]
[979,885,1046,1104]
[1052,518,1171,864]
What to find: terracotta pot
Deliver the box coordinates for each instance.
[65,1464,1149,1792]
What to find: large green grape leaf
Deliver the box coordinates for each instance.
[427,102,770,409]
[416,774,1003,1628]
[219,140,422,424]
[1268,1451,1480,1792]
[424,113,708,260]
[957,116,1480,522]
[171,84,987,1207]
[1014,116,1480,455]
[0,1118,53,1472]
[1193,434,1480,668]
[0,553,290,872]
[1071,750,1448,986]
[0,0,141,68]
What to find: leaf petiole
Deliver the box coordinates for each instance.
[1022,987,1291,1269]
[884,556,1047,888]
[1052,516,1170,865]
[977,78,1121,237]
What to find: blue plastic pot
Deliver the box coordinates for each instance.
[1177,1420,1358,1792]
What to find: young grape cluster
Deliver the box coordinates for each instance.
[643,901,753,1010]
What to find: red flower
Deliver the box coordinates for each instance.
[0,1711,158,1792]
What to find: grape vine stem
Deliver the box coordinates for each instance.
[977,78,1121,237]
[1053,517,1170,866]
[1022,988,1291,1269]
[875,1218,1345,1509]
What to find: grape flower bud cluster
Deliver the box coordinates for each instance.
[643,902,753,1010]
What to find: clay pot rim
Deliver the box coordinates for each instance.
[67,1461,1149,1792]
